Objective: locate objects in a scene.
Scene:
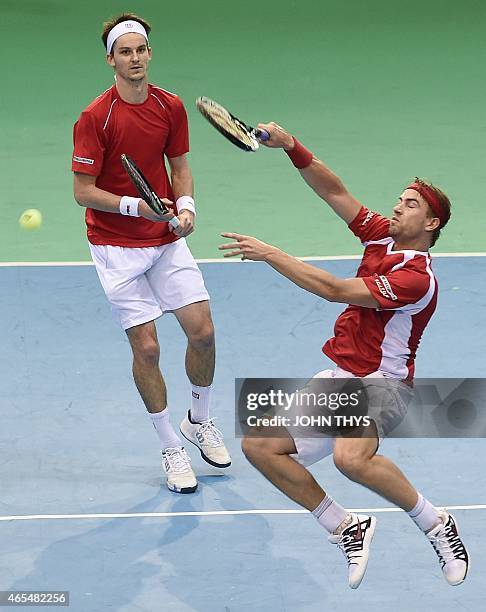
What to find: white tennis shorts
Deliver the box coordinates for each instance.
[288,367,412,467]
[89,239,210,330]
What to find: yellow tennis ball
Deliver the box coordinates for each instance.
[19,209,43,231]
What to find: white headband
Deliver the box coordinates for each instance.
[106,20,148,54]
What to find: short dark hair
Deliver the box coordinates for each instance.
[101,13,151,54]
[412,177,452,247]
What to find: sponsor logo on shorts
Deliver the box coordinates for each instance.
[362,210,375,227]
[192,391,200,400]
[73,155,95,165]
[374,275,398,301]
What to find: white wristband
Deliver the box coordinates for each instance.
[119,196,140,217]
[176,196,196,216]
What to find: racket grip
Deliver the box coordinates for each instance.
[255,129,270,142]
[169,216,180,229]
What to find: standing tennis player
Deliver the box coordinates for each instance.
[220,123,469,587]
[72,13,231,494]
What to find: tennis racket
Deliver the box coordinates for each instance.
[196,96,270,152]
[120,154,180,229]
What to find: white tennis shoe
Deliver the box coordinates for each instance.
[161,447,197,494]
[426,511,469,585]
[180,412,232,468]
[328,513,377,589]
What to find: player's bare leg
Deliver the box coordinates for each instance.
[333,425,419,510]
[333,425,469,585]
[173,300,215,388]
[242,429,326,510]
[126,320,196,494]
[175,300,231,468]
[126,321,167,412]
[242,429,376,589]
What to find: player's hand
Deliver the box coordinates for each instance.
[219,233,278,261]
[170,210,195,237]
[256,122,294,150]
[138,199,177,223]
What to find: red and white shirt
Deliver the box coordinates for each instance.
[72,84,189,247]
[323,206,438,381]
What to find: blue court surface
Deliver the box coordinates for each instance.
[1,256,485,611]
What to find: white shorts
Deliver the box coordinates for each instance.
[89,239,210,330]
[288,367,412,467]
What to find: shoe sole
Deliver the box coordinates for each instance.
[350,516,377,589]
[166,481,198,494]
[180,429,232,469]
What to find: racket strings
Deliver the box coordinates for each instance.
[199,100,256,149]
[212,109,251,143]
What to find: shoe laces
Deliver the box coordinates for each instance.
[332,519,365,565]
[197,419,224,447]
[429,517,467,566]
[163,447,191,473]
[335,534,364,565]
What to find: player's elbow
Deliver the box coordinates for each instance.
[327,182,348,201]
[327,279,379,308]
[73,188,89,207]
[326,288,342,303]
[317,278,342,303]
[73,174,96,207]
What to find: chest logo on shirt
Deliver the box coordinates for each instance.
[374,275,397,300]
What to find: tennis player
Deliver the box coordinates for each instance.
[72,13,231,494]
[220,123,469,588]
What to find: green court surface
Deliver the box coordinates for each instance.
[2,0,485,261]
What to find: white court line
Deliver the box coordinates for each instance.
[0,252,485,267]
[0,261,95,267]
[1,504,485,522]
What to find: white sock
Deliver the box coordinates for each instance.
[312,495,350,534]
[190,384,211,423]
[149,408,182,451]
[407,492,441,532]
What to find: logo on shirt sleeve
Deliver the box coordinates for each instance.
[374,275,398,301]
[73,155,94,165]
[362,210,375,227]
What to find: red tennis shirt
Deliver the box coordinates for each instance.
[323,206,438,381]
[72,84,189,247]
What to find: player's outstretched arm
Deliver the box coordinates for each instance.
[257,122,362,225]
[219,233,379,308]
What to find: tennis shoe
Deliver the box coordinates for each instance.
[328,513,377,589]
[161,446,197,494]
[426,511,469,585]
[180,411,231,468]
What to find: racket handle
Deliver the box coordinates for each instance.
[169,216,180,229]
[254,128,270,142]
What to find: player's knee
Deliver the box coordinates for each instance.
[333,447,367,481]
[189,321,215,351]
[133,338,160,367]
[241,436,267,463]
